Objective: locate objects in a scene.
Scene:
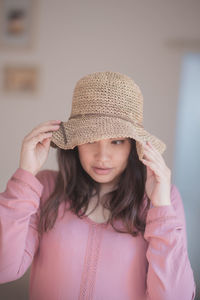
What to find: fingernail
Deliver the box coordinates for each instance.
[149,142,154,149]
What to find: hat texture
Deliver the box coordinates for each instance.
[50,71,166,160]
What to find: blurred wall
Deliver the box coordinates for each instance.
[0,0,199,299]
[173,53,200,300]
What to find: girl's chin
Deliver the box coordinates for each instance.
[92,177,114,183]
[90,174,117,184]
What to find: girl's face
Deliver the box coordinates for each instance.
[77,138,131,186]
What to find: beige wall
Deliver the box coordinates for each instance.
[0,0,199,299]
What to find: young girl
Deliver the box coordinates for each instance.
[0,71,196,300]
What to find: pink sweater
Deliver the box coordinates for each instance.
[0,168,196,300]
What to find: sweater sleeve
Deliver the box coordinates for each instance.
[144,184,196,300]
[0,168,46,283]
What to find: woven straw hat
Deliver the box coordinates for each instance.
[50,71,166,160]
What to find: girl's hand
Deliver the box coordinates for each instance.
[140,141,171,207]
[19,120,61,176]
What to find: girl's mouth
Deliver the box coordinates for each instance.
[92,167,112,175]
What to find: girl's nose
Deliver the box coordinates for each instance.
[95,143,111,160]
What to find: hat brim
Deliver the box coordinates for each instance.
[50,115,166,161]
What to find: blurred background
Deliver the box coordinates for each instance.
[0,0,199,299]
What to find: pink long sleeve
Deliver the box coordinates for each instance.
[0,168,43,283]
[0,168,196,299]
[144,185,196,300]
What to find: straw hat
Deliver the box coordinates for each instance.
[50,71,166,161]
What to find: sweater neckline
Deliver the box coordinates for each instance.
[82,214,110,227]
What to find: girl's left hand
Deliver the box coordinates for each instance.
[141,141,171,207]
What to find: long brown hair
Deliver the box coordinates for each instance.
[38,139,150,238]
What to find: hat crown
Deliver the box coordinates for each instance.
[70,71,143,125]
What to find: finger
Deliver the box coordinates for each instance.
[144,141,162,157]
[143,148,163,168]
[146,141,160,153]
[142,152,167,178]
[35,132,53,145]
[26,122,60,140]
[143,143,165,165]
[142,157,170,180]
[33,120,61,132]
[40,135,52,147]
[141,158,163,181]
[142,149,164,170]
[30,120,60,132]
[40,120,61,126]
[25,132,53,146]
[146,141,165,163]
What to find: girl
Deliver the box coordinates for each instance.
[0,71,196,300]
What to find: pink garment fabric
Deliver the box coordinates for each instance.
[0,168,196,300]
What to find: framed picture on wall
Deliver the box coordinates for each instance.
[3,65,39,94]
[0,0,36,49]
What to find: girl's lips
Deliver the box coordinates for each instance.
[92,167,112,175]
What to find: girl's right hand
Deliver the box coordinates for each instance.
[19,120,61,176]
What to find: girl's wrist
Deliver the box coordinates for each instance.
[152,201,171,207]
[19,166,37,176]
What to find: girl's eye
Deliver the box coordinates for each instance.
[112,140,125,145]
[87,140,125,145]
